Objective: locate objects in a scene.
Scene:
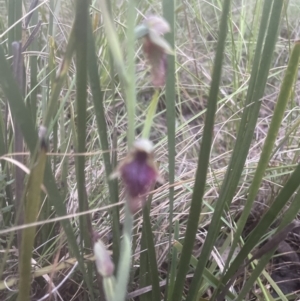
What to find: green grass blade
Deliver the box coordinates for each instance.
[74,0,89,251]
[29,8,38,124]
[236,252,276,301]
[0,45,38,147]
[223,39,300,281]
[170,1,231,301]
[142,197,161,301]
[213,0,273,227]
[139,85,164,301]
[211,2,280,294]
[7,0,22,53]
[221,162,300,288]
[173,240,235,300]
[183,4,231,300]
[238,176,300,300]
[112,1,137,299]
[124,0,137,147]
[17,135,47,301]
[114,205,134,301]
[139,223,152,301]
[86,17,120,265]
[73,0,95,298]
[142,90,160,139]
[198,1,284,298]
[235,202,300,301]
[167,220,179,299]
[12,42,25,250]
[98,0,127,88]
[162,1,176,300]
[7,0,15,54]
[43,27,75,129]
[0,38,90,298]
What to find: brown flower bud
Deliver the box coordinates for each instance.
[142,15,173,87]
[94,239,114,278]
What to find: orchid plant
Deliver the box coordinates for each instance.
[93,14,172,301]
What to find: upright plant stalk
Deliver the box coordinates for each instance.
[170,1,231,301]
[138,92,162,301]
[162,0,176,299]
[86,18,120,265]
[29,4,39,124]
[125,0,137,147]
[8,0,24,252]
[98,0,127,87]
[139,225,152,301]
[73,0,95,298]
[141,194,161,301]
[142,90,160,139]
[74,0,89,250]
[12,41,25,251]
[109,1,137,300]
[114,204,134,301]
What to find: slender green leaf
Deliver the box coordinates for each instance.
[173,240,236,300]
[98,0,127,88]
[142,196,161,301]
[74,0,89,252]
[171,2,230,300]
[113,1,138,300]
[162,2,176,300]
[12,41,25,250]
[167,220,178,299]
[73,1,95,298]
[29,7,39,124]
[43,27,75,129]
[114,205,134,301]
[139,222,152,301]
[0,28,90,297]
[17,135,47,301]
[142,90,160,139]
[203,1,284,298]
[223,39,300,284]
[212,5,285,295]
[0,45,38,148]
[124,0,137,147]
[221,162,300,289]
[234,220,300,301]
[86,18,120,264]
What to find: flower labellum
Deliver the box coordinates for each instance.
[110,139,163,214]
[142,15,173,87]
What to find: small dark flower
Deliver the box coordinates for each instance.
[111,139,163,214]
[142,16,173,87]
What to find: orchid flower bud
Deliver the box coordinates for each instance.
[94,239,114,278]
[110,139,163,214]
[142,15,173,87]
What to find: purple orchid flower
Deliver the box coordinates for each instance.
[111,139,163,214]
